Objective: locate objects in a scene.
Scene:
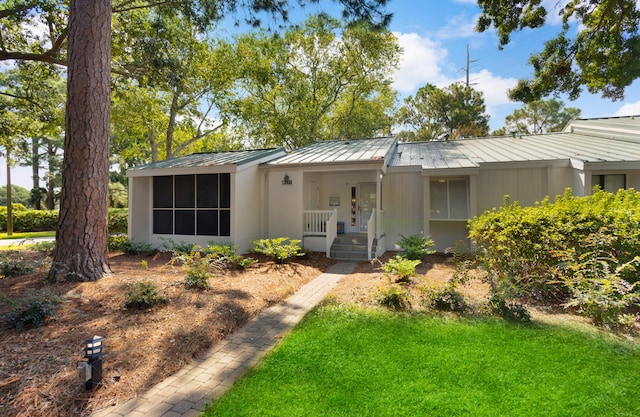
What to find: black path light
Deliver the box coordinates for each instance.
[79,335,104,390]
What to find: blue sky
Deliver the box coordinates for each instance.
[7,0,640,189]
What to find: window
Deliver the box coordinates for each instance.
[592,174,626,193]
[152,173,231,236]
[430,178,469,220]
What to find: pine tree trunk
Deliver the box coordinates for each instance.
[49,0,112,281]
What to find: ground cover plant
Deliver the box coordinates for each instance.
[205,303,640,417]
[0,245,333,416]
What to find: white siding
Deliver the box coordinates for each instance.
[382,172,424,251]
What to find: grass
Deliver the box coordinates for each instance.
[0,231,55,240]
[205,303,640,417]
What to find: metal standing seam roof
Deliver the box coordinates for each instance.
[266,136,397,165]
[128,148,285,171]
[390,131,640,170]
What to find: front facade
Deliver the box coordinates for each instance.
[128,116,640,256]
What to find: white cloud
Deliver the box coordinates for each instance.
[392,32,448,94]
[614,101,640,117]
[436,13,482,40]
[458,69,518,120]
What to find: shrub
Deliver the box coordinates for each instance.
[381,255,421,283]
[561,231,640,327]
[469,189,640,303]
[108,234,128,251]
[121,240,156,255]
[488,294,531,323]
[375,283,411,311]
[183,251,212,290]
[108,208,128,234]
[397,232,435,260]
[1,289,62,330]
[251,238,304,264]
[427,285,467,313]
[0,252,36,277]
[203,243,256,270]
[124,281,167,309]
[30,240,56,256]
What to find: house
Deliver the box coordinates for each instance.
[127,116,640,257]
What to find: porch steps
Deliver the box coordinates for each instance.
[330,234,376,261]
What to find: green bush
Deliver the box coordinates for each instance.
[381,255,421,283]
[203,243,256,270]
[251,237,304,264]
[488,294,531,323]
[108,234,129,251]
[0,252,36,277]
[561,230,640,327]
[124,281,168,309]
[0,208,128,233]
[121,240,156,255]
[469,189,640,304]
[397,232,436,260]
[183,251,212,289]
[375,283,411,310]
[108,208,128,234]
[427,285,467,312]
[1,289,62,330]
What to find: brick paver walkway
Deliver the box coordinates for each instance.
[93,261,356,417]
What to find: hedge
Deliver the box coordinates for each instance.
[0,208,128,234]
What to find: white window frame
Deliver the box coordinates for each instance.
[430,178,470,221]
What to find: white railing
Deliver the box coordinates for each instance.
[303,209,337,257]
[367,210,376,260]
[376,209,385,240]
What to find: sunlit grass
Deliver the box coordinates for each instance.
[205,303,640,417]
[0,231,55,240]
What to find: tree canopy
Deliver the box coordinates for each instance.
[396,83,490,141]
[494,99,582,136]
[477,0,640,102]
[226,15,400,148]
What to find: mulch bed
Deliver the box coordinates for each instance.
[0,250,334,417]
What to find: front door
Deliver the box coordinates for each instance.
[358,182,376,232]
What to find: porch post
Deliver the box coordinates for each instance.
[376,170,382,239]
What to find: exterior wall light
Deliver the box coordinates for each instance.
[282,174,292,185]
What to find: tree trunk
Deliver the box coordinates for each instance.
[46,142,56,210]
[49,0,112,282]
[31,137,41,210]
[6,151,13,236]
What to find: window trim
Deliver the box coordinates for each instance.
[430,177,470,221]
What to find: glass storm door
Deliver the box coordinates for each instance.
[358,182,376,232]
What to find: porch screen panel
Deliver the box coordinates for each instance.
[153,176,173,208]
[220,173,231,208]
[220,210,231,236]
[153,210,173,234]
[175,175,195,208]
[197,210,218,235]
[175,210,195,235]
[197,174,218,208]
[152,173,232,237]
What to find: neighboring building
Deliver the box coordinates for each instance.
[128,116,640,257]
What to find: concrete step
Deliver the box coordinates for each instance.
[330,251,370,261]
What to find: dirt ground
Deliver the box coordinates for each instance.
[0,250,636,416]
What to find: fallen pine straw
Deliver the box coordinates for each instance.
[0,251,333,417]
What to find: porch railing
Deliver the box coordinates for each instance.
[303,209,337,257]
[367,210,376,259]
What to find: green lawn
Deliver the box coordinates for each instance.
[205,303,640,417]
[0,231,55,240]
